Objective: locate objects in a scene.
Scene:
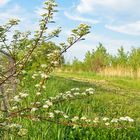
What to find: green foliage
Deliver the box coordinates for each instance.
[68,43,110,72]
[112,46,128,67]
[5,76,140,139]
[129,48,140,78]
[27,41,63,71]
[65,45,140,78]
[86,43,110,72]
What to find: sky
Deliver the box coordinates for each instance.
[0,0,140,62]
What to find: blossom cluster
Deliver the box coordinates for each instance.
[25,87,135,128]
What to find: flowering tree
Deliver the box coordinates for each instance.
[0,0,92,137]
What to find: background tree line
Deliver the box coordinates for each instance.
[63,43,140,78]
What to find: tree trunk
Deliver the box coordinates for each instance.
[0,50,16,111]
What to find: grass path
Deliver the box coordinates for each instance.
[54,72,140,98]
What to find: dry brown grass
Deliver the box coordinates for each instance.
[99,66,140,78]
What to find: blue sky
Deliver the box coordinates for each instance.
[0,0,140,61]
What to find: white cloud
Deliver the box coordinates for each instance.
[0,0,10,6]
[0,4,39,34]
[64,33,139,61]
[0,5,22,22]
[105,21,140,36]
[77,0,95,13]
[35,7,46,16]
[77,0,140,14]
[64,12,99,24]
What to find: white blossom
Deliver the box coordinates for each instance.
[11,106,18,110]
[63,114,69,119]
[48,112,54,118]
[54,110,61,114]
[13,96,21,102]
[105,122,110,126]
[43,104,49,109]
[35,84,40,87]
[103,117,109,121]
[41,64,47,68]
[20,93,29,98]
[72,116,79,122]
[111,118,119,123]
[73,92,80,96]
[81,92,86,95]
[42,85,46,89]
[31,108,38,112]
[45,100,53,106]
[36,92,41,96]
[40,73,48,78]
[18,129,28,136]
[81,116,87,121]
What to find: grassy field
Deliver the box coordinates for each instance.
[6,72,140,140]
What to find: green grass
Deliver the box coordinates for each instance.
[54,71,140,90]
[5,74,140,140]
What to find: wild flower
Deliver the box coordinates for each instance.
[66,91,71,94]
[119,116,134,122]
[45,100,53,106]
[18,129,28,136]
[53,50,60,54]
[31,108,38,112]
[81,116,87,121]
[119,117,128,121]
[19,93,29,98]
[128,118,134,122]
[71,88,75,91]
[85,119,91,123]
[73,92,80,96]
[86,88,95,92]
[8,123,22,129]
[88,91,94,95]
[71,116,79,122]
[47,53,52,57]
[111,118,119,123]
[35,84,40,87]
[11,106,18,110]
[32,73,38,79]
[75,88,80,91]
[43,104,49,109]
[54,110,61,114]
[42,85,46,89]
[36,92,41,96]
[81,92,86,95]
[63,114,69,119]
[103,117,109,121]
[93,117,99,123]
[36,102,41,105]
[41,64,47,68]
[13,96,21,102]
[22,70,26,74]
[105,122,110,126]
[66,94,73,98]
[52,61,59,66]
[48,112,54,118]
[49,97,56,100]
[40,73,48,78]
[32,118,40,122]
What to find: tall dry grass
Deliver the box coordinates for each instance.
[99,66,140,78]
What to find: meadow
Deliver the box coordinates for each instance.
[1,0,140,139]
[4,72,140,139]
